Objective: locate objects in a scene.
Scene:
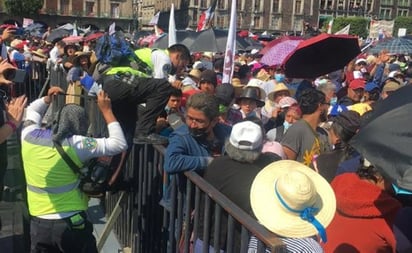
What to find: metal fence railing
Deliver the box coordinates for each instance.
[38,65,285,253]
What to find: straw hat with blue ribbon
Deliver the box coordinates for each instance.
[250,160,336,242]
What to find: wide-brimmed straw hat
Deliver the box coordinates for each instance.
[267,82,290,101]
[31,48,48,58]
[73,51,91,65]
[250,160,336,241]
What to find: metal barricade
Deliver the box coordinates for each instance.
[105,143,285,253]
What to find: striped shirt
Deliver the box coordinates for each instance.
[248,235,324,253]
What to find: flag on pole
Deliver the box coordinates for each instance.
[168,4,177,47]
[222,0,237,84]
[197,0,217,32]
[72,22,78,36]
[109,22,116,36]
[327,19,333,34]
[149,12,160,26]
[335,24,350,35]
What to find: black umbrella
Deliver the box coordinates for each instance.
[283,33,361,79]
[189,28,261,52]
[47,29,71,42]
[152,30,197,49]
[350,85,412,191]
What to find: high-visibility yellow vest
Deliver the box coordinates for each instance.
[21,130,88,216]
[105,48,167,77]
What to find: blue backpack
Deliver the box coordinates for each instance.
[95,32,134,66]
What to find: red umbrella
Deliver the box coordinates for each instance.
[84,32,104,42]
[259,36,302,55]
[260,39,303,67]
[62,35,84,44]
[282,33,361,79]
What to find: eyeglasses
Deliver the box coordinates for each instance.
[185,115,209,127]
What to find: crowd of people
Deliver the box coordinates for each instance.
[0,22,412,253]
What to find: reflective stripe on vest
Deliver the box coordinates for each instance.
[27,180,80,194]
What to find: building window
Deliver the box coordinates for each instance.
[111,3,120,18]
[380,0,393,5]
[200,0,207,8]
[379,7,391,19]
[216,16,224,28]
[397,9,409,16]
[295,0,303,14]
[337,0,345,10]
[217,0,224,9]
[237,0,242,11]
[272,0,280,13]
[253,16,261,29]
[271,16,280,29]
[86,1,94,16]
[60,0,69,15]
[398,0,410,7]
[192,9,198,24]
[193,0,199,6]
[321,0,334,10]
[255,0,261,12]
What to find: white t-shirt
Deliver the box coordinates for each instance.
[151,50,172,79]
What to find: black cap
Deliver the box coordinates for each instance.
[215,83,234,106]
[200,70,217,86]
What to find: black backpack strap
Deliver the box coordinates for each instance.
[54,141,82,174]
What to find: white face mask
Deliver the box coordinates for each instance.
[283,121,292,131]
[330,97,338,106]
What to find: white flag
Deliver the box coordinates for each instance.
[327,19,333,34]
[222,0,237,84]
[335,24,350,35]
[72,22,78,36]
[149,12,160,26]
[109,22,116,36]
[168,4,177,47]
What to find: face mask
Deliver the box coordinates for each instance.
[330,97,338,106]
[283,121,292,131]
[274,73,285,83]
[189,127,209,139]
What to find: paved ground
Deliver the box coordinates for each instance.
[0,133,122,252]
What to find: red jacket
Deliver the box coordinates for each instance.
[323,173,401,253]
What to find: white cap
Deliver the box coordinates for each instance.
[355,58,367,65]
[251,49,260,55]
[229,121,263,151]
[388,70,404,78]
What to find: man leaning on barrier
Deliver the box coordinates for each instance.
[21,86,127,253]
[69,43,191,145]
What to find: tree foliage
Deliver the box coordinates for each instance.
[4,0,44,16]
[394,16,412,36]
[333,17,368,38]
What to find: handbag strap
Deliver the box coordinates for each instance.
[54,141,82,175]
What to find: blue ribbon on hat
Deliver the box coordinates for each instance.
[274,181,327,242]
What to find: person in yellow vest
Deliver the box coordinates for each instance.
[21,86,127,253]
[76,43,191,145]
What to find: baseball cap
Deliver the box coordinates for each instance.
[229,121,263,150]
[349,79,366,90]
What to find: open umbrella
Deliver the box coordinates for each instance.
[46,29,71,42]
[260,39,303,66]
[283,33,360,79]
[62,35,84,44]
[260,36,302,55]
[350,85,412,191]
[152,30,197,49]
[368,37,412,55]
[189,28,259,52]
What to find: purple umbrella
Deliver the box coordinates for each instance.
[260,39,302,66]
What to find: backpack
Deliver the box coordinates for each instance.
[95,32,133,66]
